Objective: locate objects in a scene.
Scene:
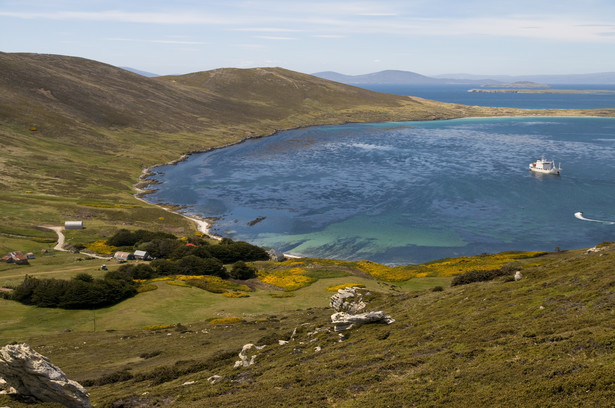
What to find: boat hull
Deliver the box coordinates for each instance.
[529,166,560,175]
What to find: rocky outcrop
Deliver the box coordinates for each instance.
[234,344,266,368]
[331,311,395,331]
[330,287,394,332]
[330,286,367,314]
[0,343,91,408]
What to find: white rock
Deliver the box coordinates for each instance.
[0,344,91,408]
[234,344,266,368]
[207,375,222,384]
[331,311,395,332]
[330,287,367,314]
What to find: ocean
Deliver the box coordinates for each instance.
[144,85,615,265]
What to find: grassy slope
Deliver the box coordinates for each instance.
[1,245,613,407]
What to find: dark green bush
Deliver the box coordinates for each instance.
[229,261,257,280]
[106,229,175,247]
[10,272,137,309]
[451,268,511,287]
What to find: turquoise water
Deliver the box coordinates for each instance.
[146,116,615,264]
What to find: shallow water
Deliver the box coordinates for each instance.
[146,117,615,264]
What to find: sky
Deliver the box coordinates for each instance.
[2,0,615,76]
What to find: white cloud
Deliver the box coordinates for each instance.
[106,37,206,45]
[232,27,304,32]
[254,36,296,40]
[312,34,347,39]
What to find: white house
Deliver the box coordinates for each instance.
[64,221,84,230]
[133,250,151,260]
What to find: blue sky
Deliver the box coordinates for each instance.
[2,0,615,76]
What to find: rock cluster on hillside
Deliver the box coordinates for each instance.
[0,343,91,408]
[330,287,394,331]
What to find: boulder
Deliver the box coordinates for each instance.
[329,287,367,314]
[0,343,91,408]
[331,311,395,332]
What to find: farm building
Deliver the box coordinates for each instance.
[2,251,29,265]
[64,221,84,229]
[113,251,135,261]
[133,250,152,261]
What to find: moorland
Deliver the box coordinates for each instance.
[1,52,615,407]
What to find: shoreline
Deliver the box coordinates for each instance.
[133,169,223,240]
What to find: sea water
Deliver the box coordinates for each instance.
[145,116,615,265]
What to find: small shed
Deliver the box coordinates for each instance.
[267,249,286,262]
[64,221,84,230]
[114,251,135,261]
[133,250,151,261]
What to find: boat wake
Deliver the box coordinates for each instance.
[574,212,615,225]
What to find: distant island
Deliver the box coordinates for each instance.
[483,81,549,89]
[468,88,615,94]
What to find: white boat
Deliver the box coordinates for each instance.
[529,155,561,175]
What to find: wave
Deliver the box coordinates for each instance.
[574,212,615,225]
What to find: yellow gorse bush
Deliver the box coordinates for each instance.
[326,283,366,292]
[259,267,317,291]
[150,277,172,282]
[84,240,117,255]
[166,280,191,287]
[209,317,244,325]
[355,261,419,282]
[223,292,250,298]
[424,251,547,277]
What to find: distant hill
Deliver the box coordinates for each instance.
[314,70,442,84]
[120,67,159,77]
[313,70,500,85]
[435,72,615,84]
[314,70,615,85]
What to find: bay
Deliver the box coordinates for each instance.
[145,116,615,265]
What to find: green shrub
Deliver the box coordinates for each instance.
[229,261,257,280]
[451,268,510,287]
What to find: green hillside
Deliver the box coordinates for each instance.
[1,244,614,407]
